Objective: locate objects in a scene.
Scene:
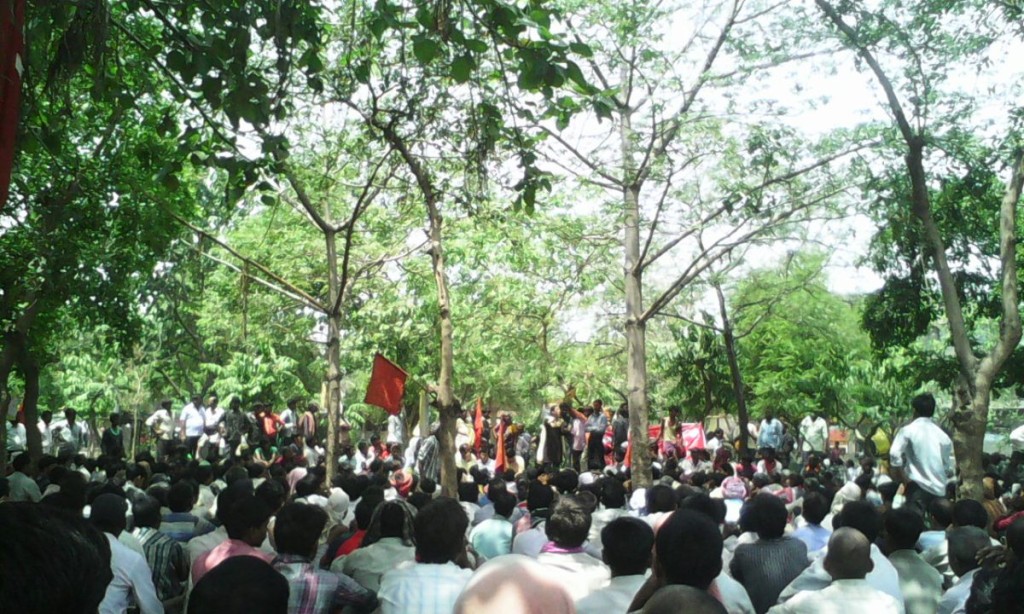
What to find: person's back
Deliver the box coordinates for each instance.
[890,394,953,514]
[938,527,990,614]
[188,556,288,614]
[162,481,214,543]
[334,500,416,591]
[730,495,808,614]
[791,492,831,556]
[884,508,943,614]
[577,517,653,614]
[91,494,163,614]
[768,528,902,614]
[191,493,273,584]
[534,495,610,601]
[133,495,189,607]
[378,497,473,614]
[272,503,377,614]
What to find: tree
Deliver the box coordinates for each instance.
[815,0,1024,498]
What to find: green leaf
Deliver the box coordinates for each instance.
[413,35,440,65]
[569,42,593,58]
[451,54,475,83]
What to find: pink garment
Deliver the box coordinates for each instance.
[286,467,308,495]
[191,538,273,584]
[454,554,575,614]
[571,419,586,451]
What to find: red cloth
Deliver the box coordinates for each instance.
[0,0,24,210]
[334,529,366,558]
[364,353,407,416]
[473,398,484,454]
[494,421,506,474]
[260,413,284,438]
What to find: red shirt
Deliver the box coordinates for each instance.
[333,529,366,559]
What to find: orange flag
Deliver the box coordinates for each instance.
[473,397,484,453]
[0,0,25,211]
[494,420,507,474]
[364,353,407,416]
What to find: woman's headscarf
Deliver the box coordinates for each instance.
[361,499,417,548]
[286,467,308,496]
[453,554,575,614]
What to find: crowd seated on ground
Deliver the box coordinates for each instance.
[6,393,1024,614]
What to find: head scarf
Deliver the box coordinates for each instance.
[361,499,417,548]
[389,470,414,499]
[454,554,575,614]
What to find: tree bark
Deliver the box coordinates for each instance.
[427,203,459,497]
[716,283,750,450]
[19,348,42,462]
[325,228,342,486]
[622,103,652,488]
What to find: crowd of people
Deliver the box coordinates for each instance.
[4,391,1024,614]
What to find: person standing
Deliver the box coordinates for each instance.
[201,396,225,461]
[146,400,175,461]
[299,402,319,445]
[179,395,206,458]
[799,412,829,462]
[280,398,299,444]
[568,404,587,473]
[758,411,783,453]
[612,405,629,454]
[538,405,565,470]
[38,410,53,455]
[889,393,954,516]
[223,397,247,456]
[586,401,609,470]
[54,407,90,456]
[101,413,126,460]
[416,424,441,483]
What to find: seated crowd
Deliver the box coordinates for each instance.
[4,408,1024,614]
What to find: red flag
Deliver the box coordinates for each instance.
[624,437,632,468]
[364,353,407,416]
[494,421,506,474]
[473,397,483,454]
[0,0,25,210]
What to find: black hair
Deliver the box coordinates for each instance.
[223,495,272,540]
[601,517,654,576]
[349,500,374,533]
[493,491,516,518]
[884,508,925,551]
[215,480,254,524]
[133,495,163,529]
[912,393,936,417]
[408,492,432,510]
[188,556,288,614]
[950,499,989,530]
[656,509,724,590]
[0,503,113,613]
[752,494,788,540]
[600,478,627,509]
[419,477,437,495]
[274,503,328,557]
[458,482,479,504]
[545,496,592,549]
[255,479,288,513]
[679,493,720,524]
[801,491,829,525]
[294,474,322,499]
[647,485,677,514]
[836,500,882,542]
[415,497,468,564]
[12,453,30,472]
[168,481,196,513]
[379,501,407,538]
[527,481,554,512]
[928,497,953,527]
[551,469,579,494]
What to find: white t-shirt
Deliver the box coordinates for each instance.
[179,404,206,437]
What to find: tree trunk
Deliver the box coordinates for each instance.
[427,204,459,497]
[622,99,651,487]
[19,349,42,462]
[715,284,750,450]
[0,338,16,474]
[325,229,342,486]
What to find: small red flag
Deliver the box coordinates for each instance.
[624,437,632,468]
[494,420,506,474]
[473,397,484,454]
[0,0,25,211]
[364,353,407,416]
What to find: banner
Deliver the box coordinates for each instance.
[0,0,25,210]
[494,420,506,474]
[473,397,483,454]
[363,353,407,416]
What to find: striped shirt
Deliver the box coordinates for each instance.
[161,512,216,543]
[134,527,188,601]
[272,553,378,614]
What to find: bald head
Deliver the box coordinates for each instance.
[948,526,990,577]
[641,586,727,614]
[824,528,873,580]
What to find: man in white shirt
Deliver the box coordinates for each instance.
[577,517,652,613]
[535,496,611,601]
[200,396,225,460]
[778,501,904,605]
[145,400,175,461]
[768,528,904,613]
[38,410,53,455]
[387,411,404,446]
[279,398,298,441]
[884,508,944,614]
[178,395,206,458]
[90,493,163,614]
[8,453,42,502]
[889,393,954,515]
[378,498,473,614]
[799,413,829,461]
[937,527,989,614]
[6,416,26,455]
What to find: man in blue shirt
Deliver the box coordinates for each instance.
[791,491,831,555]
[758,411,783,452]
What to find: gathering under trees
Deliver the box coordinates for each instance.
[4,0,1024,587]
